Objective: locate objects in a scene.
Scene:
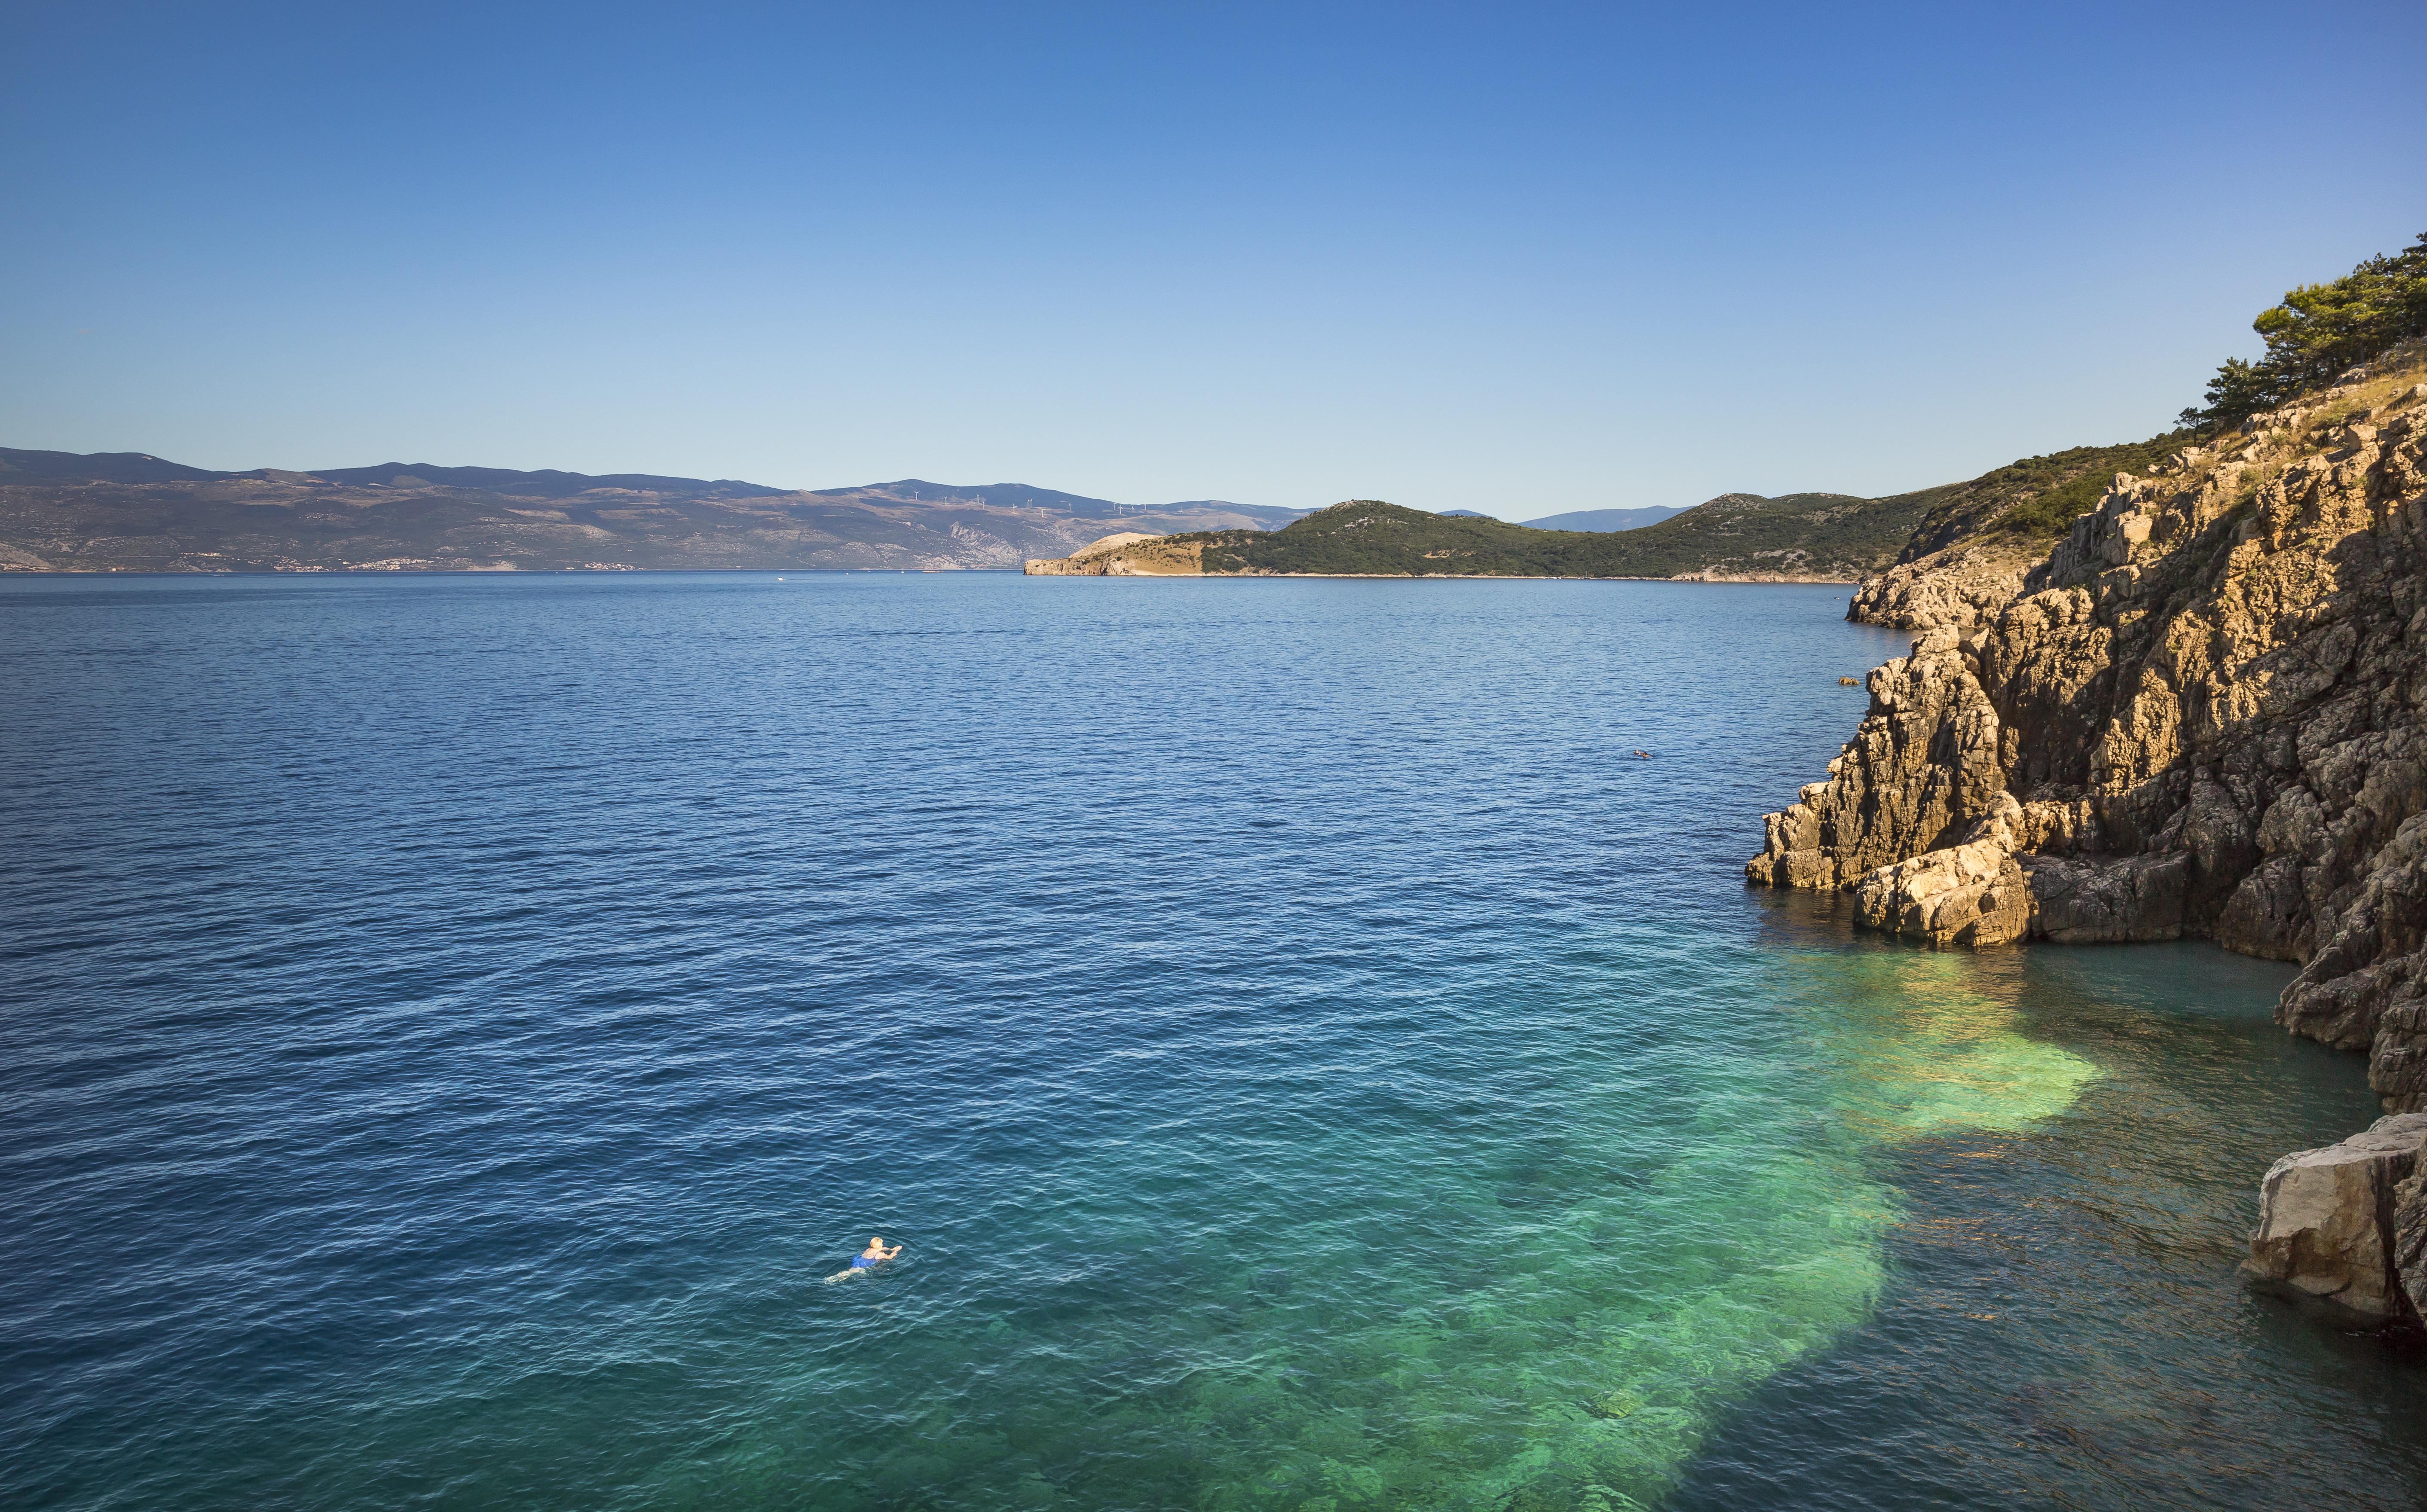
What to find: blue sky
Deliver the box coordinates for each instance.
[4,2,2422,512]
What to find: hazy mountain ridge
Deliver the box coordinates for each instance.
[0,450,1301,572]
[1435,505,1697,531]
[1518,506,1689,531]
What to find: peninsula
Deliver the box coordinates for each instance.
[1025,494,1922,580]
[1022,457,2190,581]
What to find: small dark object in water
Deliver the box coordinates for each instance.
[1633,749,1653,759]
[1839,676,1861,686]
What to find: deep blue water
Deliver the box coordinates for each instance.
[4,571,2424,1511]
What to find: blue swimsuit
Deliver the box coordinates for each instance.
[851,1254,878,1268]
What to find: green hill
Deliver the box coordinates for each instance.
[1887,434,2190,563]
[1184,489,1939,579]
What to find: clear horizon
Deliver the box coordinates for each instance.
[5,1,2423,513]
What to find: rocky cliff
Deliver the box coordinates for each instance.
[1023,532,1208,575]
[1748,345,2427,1320]
[1843,541,2039,633]
[1843,434,2191,632]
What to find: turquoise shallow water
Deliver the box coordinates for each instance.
[4,572,2424,1510]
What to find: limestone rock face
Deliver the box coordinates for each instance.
[1748,351,2427,1109]
[1743,626,2007,891]
[1850,794,2033,946]
[1024,532,1205,576]
[2023,852,2188,943]
[1848,541,2038,632]
[1750,348,2427,1330]
[1853,843,2031,946]
[2245,1112,2427,1320]
[2395,1163,2427,1322]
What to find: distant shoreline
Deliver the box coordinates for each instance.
[0,566,1032,577]
[2,566,1862,583]
[1023,571,1863,584]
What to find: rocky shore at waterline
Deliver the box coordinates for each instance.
[1022,531,1210,575]
[2246,1112,2427,1320]
[1750,349,2427,1324]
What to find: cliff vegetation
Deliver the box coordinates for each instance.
[2181,233,2427,432]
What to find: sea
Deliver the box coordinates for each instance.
[5,570,2425,1512]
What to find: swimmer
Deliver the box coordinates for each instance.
[826,1234,902,1283]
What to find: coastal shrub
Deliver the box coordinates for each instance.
[2181,232,2427,431]
[1890,433,2191,556]
[1995,442,2178,539]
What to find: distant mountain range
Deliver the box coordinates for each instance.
[1435,505,1692,531]
[0,444,2089,581]
[1435,505,1693,531]
[0,449,1304,572]
[1518,505,1689,531]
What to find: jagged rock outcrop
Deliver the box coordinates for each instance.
[1748,349,2427,1327]
[2245,1112,2427,1320]
[1023,532,1206,576]
[1846,436,2189,630]
[1745,625,2008,890]
[1849,794,2034,946]
[2397,1162,2427,1317]
[1749,352,2427,1088]
[1846,541,2037,632]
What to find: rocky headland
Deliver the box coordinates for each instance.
[1019,494,1937,580]
[1022,532,1209,575]
[1843,541,2038,634]
[1751,337,2427,1325]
